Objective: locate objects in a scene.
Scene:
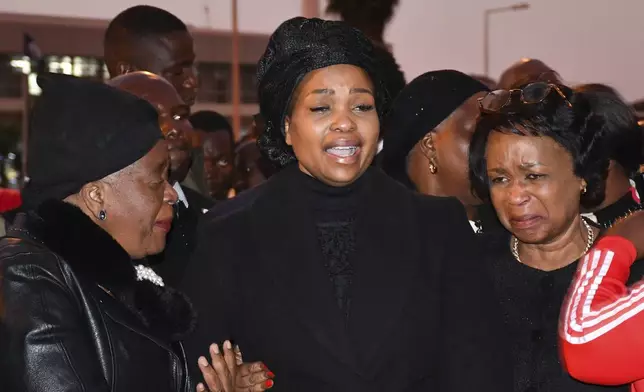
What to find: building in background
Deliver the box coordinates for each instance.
[0,11,269,154]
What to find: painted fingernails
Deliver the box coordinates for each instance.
[267,371,275,379]
[210,343,220,355]
[264,379,274,389]
[224,340,232,350]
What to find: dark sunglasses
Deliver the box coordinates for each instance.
[478,82,572,114]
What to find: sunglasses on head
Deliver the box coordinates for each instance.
[478,82,572,114]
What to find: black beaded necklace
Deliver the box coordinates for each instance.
[583,191,643,229]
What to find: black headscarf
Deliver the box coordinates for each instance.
[256,17,389,168]
[381,70,489,188]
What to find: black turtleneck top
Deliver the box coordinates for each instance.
[297,168,365,320]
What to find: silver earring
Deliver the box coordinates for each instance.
[98,210,106,221]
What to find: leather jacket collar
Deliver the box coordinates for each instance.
[8,199,196,342]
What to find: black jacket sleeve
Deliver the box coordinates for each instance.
[179,214,239,380]
[0,253,110,392]
[436,200,513,392]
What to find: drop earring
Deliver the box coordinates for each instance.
[429,162,438,174]
[98,210,107,221]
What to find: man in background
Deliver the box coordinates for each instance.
[189,111,236,201]
[108,72,213,286]
[498,58,562,89]
[104,5,197,106]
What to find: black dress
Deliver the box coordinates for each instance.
[486,233,644,392]
[181,164,512,392]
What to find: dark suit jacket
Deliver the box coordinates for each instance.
[151,185,214,287]
[204,180,266,220]
[181,165,512,392]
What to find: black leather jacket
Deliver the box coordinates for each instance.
[0,200,196,392]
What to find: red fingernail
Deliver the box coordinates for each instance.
[267,371,275,379]
[264,379,274,388]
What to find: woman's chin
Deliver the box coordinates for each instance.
[145,236,168,256]
[320,165,369,187]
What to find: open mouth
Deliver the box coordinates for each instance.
[325,146,360,158]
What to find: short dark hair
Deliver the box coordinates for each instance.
[104,6,188,74]
[105,5,187,44]
[189,111,232,134]
[189,111,234,148]
[469,84,610,209]
[574,83,643,177]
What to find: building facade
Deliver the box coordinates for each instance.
[0,12,270,154]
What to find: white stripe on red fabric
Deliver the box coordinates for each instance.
[561,249,644,344]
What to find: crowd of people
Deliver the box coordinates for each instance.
[2,4,644,392]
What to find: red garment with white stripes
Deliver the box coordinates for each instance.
[559,236,644,391]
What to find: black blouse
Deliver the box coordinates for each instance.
[485,234,640,392]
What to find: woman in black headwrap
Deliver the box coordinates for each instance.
[381,70,502,234]
[181,17,511,392]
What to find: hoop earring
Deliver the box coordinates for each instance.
[98,210,107,221]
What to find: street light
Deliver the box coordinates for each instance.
[483,2,530,76]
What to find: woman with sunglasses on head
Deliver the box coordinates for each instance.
[470,81,644,391]
[181,17,511,392]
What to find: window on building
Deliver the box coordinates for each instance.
[1,54,25,98]
[0,112,22,156]
[240,64,258,103]
[48,55,73,75]
[72,57,100,78]
[7,55,106,96]
[197,63,231,103]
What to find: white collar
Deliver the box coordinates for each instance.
[581,212,598,224]
[173,182,189,208]
[377,139,384,154]
[468,220,478,233]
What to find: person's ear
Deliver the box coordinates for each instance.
[284,117,292,146]
[420,132,438,174]
[79,181,109,221]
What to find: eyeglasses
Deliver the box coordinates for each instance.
[478,82,572,114]
[510,70,562,90]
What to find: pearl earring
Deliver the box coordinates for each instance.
[98,210,107,221]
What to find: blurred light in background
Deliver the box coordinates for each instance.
[9,55,109,96]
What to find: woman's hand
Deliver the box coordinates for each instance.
[235,362,274,391]
[196,341,274,392]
